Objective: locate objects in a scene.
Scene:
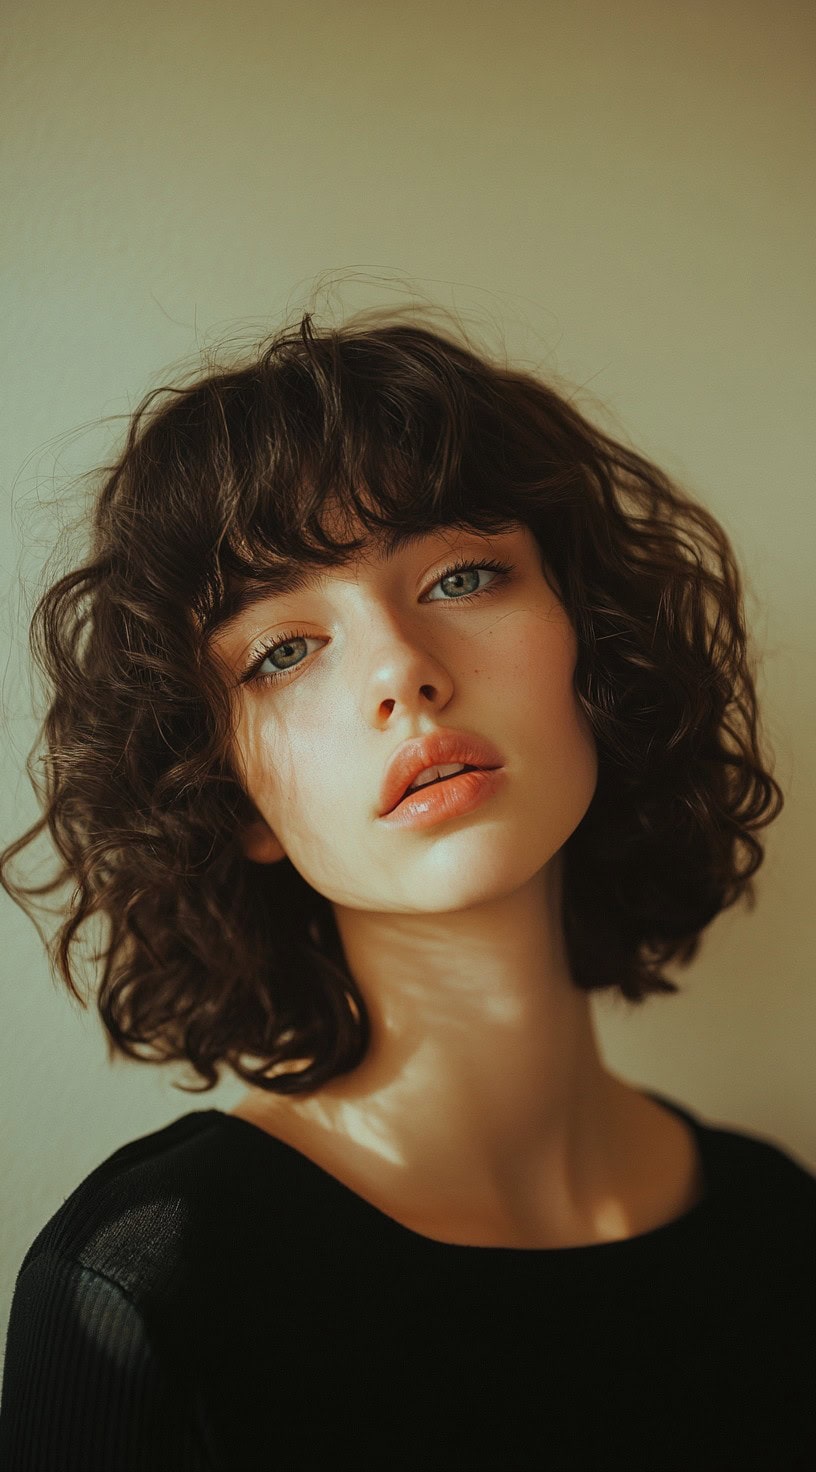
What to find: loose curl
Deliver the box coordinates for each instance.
[0,307,784,1095]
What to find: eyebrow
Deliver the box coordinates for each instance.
[207,525,487,643]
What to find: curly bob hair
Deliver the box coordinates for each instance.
[1,307,784,1096]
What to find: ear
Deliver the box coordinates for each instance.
[239,814,287,864]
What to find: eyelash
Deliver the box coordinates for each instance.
[241,556,514,688]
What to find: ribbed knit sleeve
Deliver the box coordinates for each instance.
[0,1252,209,1472]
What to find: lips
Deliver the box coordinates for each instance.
[378,728,504,817]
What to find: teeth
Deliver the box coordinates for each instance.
[407,762,468,793]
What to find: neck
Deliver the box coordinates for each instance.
[235,859,680,1246]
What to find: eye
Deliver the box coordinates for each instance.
[241,555,513,687]
[241,627,320,686]
[425,556,512,602]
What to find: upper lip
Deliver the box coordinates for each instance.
[378,728,504,817]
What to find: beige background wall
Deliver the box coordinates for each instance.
[2,0,814,1351]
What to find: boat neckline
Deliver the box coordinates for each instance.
[201,1088,716,1256]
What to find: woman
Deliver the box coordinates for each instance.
[1,309,813,1469]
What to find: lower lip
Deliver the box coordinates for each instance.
[379,767,506,831]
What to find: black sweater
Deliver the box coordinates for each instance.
[1,1090,814,1471]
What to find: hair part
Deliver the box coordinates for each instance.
[1,309,784,1095]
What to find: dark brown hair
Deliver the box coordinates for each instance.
[0,307,784,1095]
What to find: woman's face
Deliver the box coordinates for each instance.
[213,521,598,915]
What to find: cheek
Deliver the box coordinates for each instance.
[236,706,345,838]
[493,605,577,697]
[233,706,293,818]
[510,614,597,780]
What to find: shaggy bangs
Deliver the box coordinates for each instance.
[155,321,561,646]
[1,310,784,1095]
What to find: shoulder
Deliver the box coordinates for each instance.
[703,1112,815,1195]
[679,1096,816,1255]
[19,1111,236,1305]
[650,1089,815,1228]
[2,1115,234,1465]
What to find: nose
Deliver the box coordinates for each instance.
[365,630,455,725]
